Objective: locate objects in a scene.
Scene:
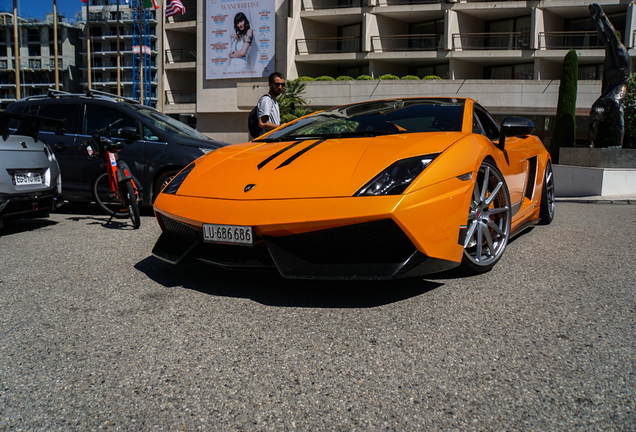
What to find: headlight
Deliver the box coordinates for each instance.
[162,162,196,195]
[355,154,439,196]
[200,147,215,155]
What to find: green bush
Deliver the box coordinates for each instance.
[551,49,578,162]
[314,76,335,81]
[422,75,442,80]
[356,75,374,80]
[296,76,315,81]
[379,74,400,80]
[336,76,354,81]
[400,75,421,80]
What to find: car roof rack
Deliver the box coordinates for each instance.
[19,89,142,105]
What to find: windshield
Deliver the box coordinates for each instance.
[259,98,466,142]
[128,105,210,140]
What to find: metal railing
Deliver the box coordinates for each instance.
[371,34,442,52]
[165,90,197,104]
[301,0,363,10]
[296,37,362,54]
[452,32,530,50]
[165,49,197,63]
[538,31,605,49]
[374,0,443,5]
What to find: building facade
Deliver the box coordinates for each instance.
[162,0,636,144]
[81,2,161,106]
[0,12,81,108]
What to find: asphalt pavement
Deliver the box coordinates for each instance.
[0,202,634,431]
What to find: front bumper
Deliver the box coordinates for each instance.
[152,178,472,279]
[152,214,459,280]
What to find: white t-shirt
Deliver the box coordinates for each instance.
[257,94,280,136]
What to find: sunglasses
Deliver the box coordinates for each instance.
[273,82,285,88]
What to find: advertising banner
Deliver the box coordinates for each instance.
[206,0,275,80]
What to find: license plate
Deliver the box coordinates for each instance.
[14,172,43,185]
[203,224,253,246]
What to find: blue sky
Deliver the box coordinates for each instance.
[0,0,109,21]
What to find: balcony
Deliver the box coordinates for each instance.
[538,31,604,50]
[296,37,362,54]
[375,0,443,5]
[452,32,531,51]
[165,90,197,104]
[371,34,442,52]
[165,49,196,63]
[301,0,363,11]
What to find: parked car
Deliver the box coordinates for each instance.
[152,97,555,280]
[5,90,227,205]
[0,111,64,228]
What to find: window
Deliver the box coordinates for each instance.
[485,63,533,80]
[474,104,500,141]
[84,105,139,137]
[34,104,80,134]
[409,19,443,50]
[338,23,361,53]
[579,64,603,80]
[486,16,531,50]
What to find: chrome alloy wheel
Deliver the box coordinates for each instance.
[462,161,511,272]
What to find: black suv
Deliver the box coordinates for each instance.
[6,90,226,205]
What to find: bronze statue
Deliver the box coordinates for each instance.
[588,3,631,148]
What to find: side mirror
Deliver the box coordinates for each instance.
[498,116,535,150]
[116,126,140,141]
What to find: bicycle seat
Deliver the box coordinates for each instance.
[102,140,126,152]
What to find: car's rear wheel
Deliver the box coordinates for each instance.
[538,161,555,225]
[460,160,512,274]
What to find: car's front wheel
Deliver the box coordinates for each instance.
[460,160,512,274]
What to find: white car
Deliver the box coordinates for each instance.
[0,112,64,228]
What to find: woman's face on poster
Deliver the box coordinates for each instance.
[237,19,245,31]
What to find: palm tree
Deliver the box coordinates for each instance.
[278,79,312,123]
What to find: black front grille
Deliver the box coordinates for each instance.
[267,219,416,265]
[153,214,202,263]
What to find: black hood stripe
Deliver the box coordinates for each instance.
[276,139,327,170]
[257,141,302,170]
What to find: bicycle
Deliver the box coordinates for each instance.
[81,120,142,229]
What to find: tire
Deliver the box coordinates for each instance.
[123,180,141,229]
[460,160,512,274]
[92,171,129,219]
[153,170,180,203]
[538,161,555,225]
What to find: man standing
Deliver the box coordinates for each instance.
[257,72,284,136]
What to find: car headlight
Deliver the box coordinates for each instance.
[162,162,196,195]
[355,154,439,196]
[200,147,215,155]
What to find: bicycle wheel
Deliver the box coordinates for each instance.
[123,180,141,229]
[92,171,129,219]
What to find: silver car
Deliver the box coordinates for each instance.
[0,112,64,229]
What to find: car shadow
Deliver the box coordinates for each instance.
[0,217,58,236]
[134,256,444,309]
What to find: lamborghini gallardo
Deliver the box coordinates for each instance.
[152,98,555,279]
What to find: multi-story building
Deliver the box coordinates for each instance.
[163,0,635,145]
[0,12,80,108]
[80,1,161,106]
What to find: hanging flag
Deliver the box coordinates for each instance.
[143,0,161,9]
[165,0,186,17]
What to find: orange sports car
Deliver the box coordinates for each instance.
[152,97,554,279]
